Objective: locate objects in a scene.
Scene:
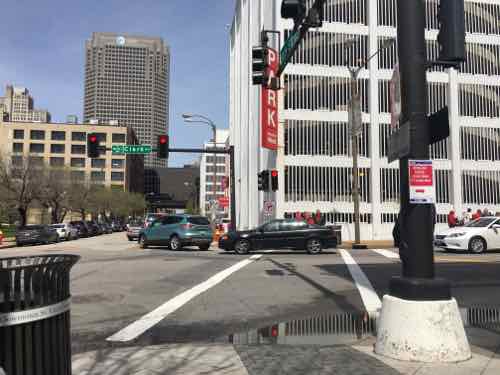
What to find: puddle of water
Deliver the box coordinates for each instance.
[228,311,376,346]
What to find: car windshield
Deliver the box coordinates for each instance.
[51,224,65,228]
[464,218,497,227]
[187,217,210,225]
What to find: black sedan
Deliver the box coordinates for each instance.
[16,225,59,246]
[218,219,340,255]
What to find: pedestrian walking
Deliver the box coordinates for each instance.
[472,209,482,221]
[314,210,326,226]
[482,208,490,217]
[295,211,302,221]
[447,210,458,228]
[464,208,473,223]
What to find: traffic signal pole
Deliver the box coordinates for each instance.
[374,0,470,362]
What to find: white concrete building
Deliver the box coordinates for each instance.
[199,129,230,218]
[230,0,500,239]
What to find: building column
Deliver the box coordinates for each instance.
[368,0,382,239]
[448,68,462,215]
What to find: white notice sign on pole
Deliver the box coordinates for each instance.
[408,160,435,204]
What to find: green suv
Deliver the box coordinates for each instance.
[138,215,213,251]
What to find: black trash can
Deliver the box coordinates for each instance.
[0,254,80,375]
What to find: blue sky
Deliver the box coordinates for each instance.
[0,0,235,167]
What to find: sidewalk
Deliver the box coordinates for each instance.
[72,327,500,375]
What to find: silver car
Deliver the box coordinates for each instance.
[126,221,143,241]
[50,223,79,241]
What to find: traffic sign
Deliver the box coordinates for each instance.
[279,30,300,72]
[264,201,275,215]
[218,196,229,208]
[112,145,152,154]
[409,160,435,204]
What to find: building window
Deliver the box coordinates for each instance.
[51,131,66,141]
[29,157,44,167]
[13,129,24,139]
[50,144,65,154]
[111,172,124,181]
[91,171,105,182]
[111,159,124,168]
[95,133,107,142]
[29,143,45,153]
[11,156,23,166]
[50,157,65,167]
[12,143,23,153]
[91,158,106,168]
[70,158,85,168]
[72,132,86,141]
[71,170,85,181]
[71,144,86,154]
[30,130,45,140]
[112,133,126,143]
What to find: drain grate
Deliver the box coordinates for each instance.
[463,306,500,329]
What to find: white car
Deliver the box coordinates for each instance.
[434,217,500,254]
[50,223,79,241]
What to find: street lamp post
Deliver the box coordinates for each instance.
[182,114,217,225]
[344,38,395,247]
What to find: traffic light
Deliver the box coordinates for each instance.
[87,133,100,158]
[437,0,465,64]
[271,170,279,191]
[281,0,307,29]
[252,32,270,86]
[258,170,270,191]
[157,135,169,159]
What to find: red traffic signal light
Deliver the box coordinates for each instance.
[87,133,100,158]
[271,170,278,191]
[158,135,169,159]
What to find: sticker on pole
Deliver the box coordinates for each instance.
[264,201,275,216]
[409,160,435,204]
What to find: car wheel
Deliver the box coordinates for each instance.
[127,236,133,241]
[306,238,322,255]
[234,239,251,255]
[139,235,148,249]
[170,235,181,251]
[199,244,210,251]
[469,237,486,254]
[16,241,21,247]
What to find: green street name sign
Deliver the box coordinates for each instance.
[112,145,152,154]
[280,30,300,68]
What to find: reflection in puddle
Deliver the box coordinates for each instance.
[229,312,376,346]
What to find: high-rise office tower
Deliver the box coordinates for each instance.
[84,32,170,168]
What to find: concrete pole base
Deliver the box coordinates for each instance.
[375,295,471,363]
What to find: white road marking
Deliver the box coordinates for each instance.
[106,254,262,342]
[339,249,381,315]
[372,248,401,260]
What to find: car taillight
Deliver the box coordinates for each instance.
[181,223,192,230]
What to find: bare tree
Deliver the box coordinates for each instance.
[0,154,43,226]
[67,179,96,220]
[38,167,72,224]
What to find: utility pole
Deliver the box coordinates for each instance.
[349,70,362,247]
[375,0,470,362]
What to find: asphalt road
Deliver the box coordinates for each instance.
[2,232,500,354]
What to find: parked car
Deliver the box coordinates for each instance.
[99,222,112,234]
[16,225,59,246]
[127,221,144,241]
[218,219,340,255]
[138,215,213,251]
[434,217,500,254]
[69,221,90,238]
[111,221,124,232]
[85,221,101,236]
[50,223,79,241]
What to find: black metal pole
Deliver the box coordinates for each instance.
[390,0,450,300]
[229,146,237,231]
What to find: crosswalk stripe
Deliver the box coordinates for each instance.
[106,254,263,342]
[339,249,381,315]
[371,248,400,260]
